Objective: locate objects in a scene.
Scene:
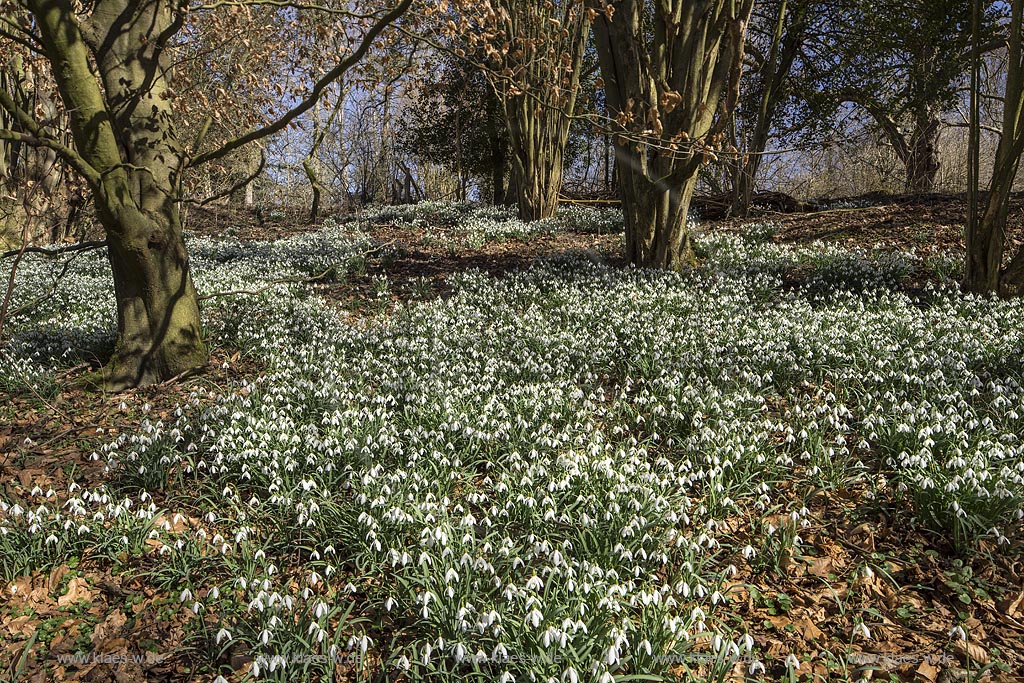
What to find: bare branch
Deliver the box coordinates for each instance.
[187,0,413,169]
[193,0,380,18]
[0,90,101,186]
[184,148,267,205]
[2,240,108,260]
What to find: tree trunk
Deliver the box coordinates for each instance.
[591,0,753,270]
[733,128,765,218]
[964,200,1007,293]
[503,170,518,206]
[905,112,941,193]
[731,0,809,217]
[618,151,697,268]
[510,148,563,220]
[27,0,209,388]
[1002,245,1024,293]
[504,83,573,220]
[965,0,1024,295]
[100,203,205,389]
[490,114,505,205]
[303,157,323,222]
[490,1,588,222]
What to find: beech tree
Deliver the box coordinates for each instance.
[0,0,411,388]
[590,0,755,268]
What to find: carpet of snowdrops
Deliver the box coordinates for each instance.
[1,202,1023,681]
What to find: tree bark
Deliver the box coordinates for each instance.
[904,110,941,193]
[592,0,754,270]
[508,127,565,220]
[619,154,697,267]
[28,0,208,388]
[99,200,205,389]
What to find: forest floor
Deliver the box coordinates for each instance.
[185,193,1024,297]
[2,194,1023,683]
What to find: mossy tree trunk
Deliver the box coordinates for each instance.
[28,0,206,389]
[100,201,205,388]
[4,0,408,388]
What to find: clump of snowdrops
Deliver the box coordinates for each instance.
[1,209,1021,681]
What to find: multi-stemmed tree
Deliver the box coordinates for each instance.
[0,0,411,388]
[443,0,591,220]
[590,0,755,268]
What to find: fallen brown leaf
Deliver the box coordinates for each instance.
[805,555,834,578]
[795,617,825,641]
[997,588,1024,619]
[915,660,939,682]
[953,639,990,665]
[57,576,95,607]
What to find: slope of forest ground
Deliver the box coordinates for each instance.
[1,196,1023,683]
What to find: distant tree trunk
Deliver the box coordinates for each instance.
[733,0,809,216]
[503,170,518,206]
[592,0,754,269]
[503,66,580,220]
[506,108,566,220]
[491,150,505,205]
[304,158,324,221]
[1,54,67,242]
[454,107,465,201]
[303,97,341,222]
[604,131,612,192]
[904,110,941,194]
[842,42,944,195]
[487,103,506,205]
